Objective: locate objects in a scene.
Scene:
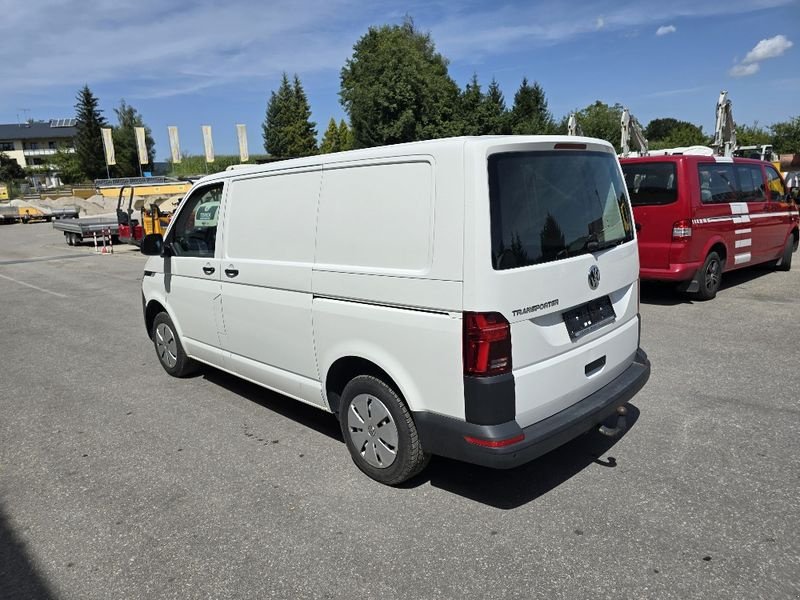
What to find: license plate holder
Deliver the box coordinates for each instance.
[563,296,616,341]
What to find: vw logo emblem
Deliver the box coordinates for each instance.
[588,265,600,290]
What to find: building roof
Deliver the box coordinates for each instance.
[0,120,77,141]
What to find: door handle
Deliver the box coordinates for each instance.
[202,265,215,275]
[224,266,239,278]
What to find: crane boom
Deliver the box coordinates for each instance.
[567,113,582,136]
[711,91,736,158]
[620,108,648,157]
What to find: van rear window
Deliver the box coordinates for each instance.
[621,162,678,206]
[488,150,634,270]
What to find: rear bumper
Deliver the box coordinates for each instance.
[640,263,700,282]
[414,348,651,469]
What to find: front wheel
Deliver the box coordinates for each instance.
[151,312,198,377]
[339,375,429,485]
[694,251,722,301]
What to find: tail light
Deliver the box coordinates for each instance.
[672,219,692,240]
[463,312,512,377]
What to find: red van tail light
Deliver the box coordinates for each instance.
[672,219,692,240]
[463,312,512,376]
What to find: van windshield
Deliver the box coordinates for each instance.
[488,150,634,270]
[621,162,678,206]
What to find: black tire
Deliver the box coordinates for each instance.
[694,251,722,301]
[775,235,794,272]
[151,312,198,377]
[339,375,430,485]
[65,233,73,246]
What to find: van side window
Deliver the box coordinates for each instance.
[621,162,677,206]
[735,165,766,203]
[765,165,786,201]
[698,164,737,204]
[169,184,223,258]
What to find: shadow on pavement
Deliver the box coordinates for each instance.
[413,404,641,509]
[640,264,778,306]
[202,365,640,509]
[0,503,57,600]
[201,367,343,442]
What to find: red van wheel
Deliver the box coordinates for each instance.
[694,251,722,301]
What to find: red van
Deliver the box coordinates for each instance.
[620,155,799,299]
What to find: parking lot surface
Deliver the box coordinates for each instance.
[1,223,798,600]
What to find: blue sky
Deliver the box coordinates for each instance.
[1,0,797,159]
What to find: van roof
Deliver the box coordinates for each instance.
[620,155,769,166]
[196,135,616,184]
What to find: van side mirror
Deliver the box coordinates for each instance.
[141,233,165,256]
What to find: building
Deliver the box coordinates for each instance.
[0,119,77,189]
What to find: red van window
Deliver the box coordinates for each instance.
[736,165,766,202]
[698,163,737,204]
[622,162,677,206]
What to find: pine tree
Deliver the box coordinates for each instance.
[262,73,317,158]
[509,78,554,135]
[287,75,318,156]
[74,85,108,180]
[337,120,352,151]
[320,118,340,153]
[459,74,484,136]
[482,78,509,135]
[263,73,293,157]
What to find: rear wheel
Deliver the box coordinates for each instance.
[775,235,794,272]
[339,375,429,485]
[694,251,722,301]
[65,233,73,246]
[151,312,198,377]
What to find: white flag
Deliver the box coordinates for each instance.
[202,125,214,163]
[100,127,115,166]
[135,127,148,165]
[168,126,181,163]
[236,124,249,162]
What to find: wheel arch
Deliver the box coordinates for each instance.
[324,354,416,418]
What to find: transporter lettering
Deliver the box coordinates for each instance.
[512,299,559,317]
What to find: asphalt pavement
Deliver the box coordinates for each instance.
[1,222,798,599]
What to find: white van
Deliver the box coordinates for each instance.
[141,136,650,485]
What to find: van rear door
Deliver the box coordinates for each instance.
[622,160,680,270]
[466,140,640,428]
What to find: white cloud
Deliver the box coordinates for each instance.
[595,17,606,30]
[656,25,677,36]
[742,34,793,64]
[730,63,761,77]
[729,33,792,78]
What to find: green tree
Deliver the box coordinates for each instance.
[74,85,108,180]
[320,118,340,153]
[50,145,83,184]
[340,18,461,148]
[458,73,485,136]
[262,73,318,158]
[770,116,800,155]
[111,100,155,177]
[736,122,771,147]
[509,78,554,135]
[337,120,353,151]
[320,119,354,153]
[0,152,25,185]
[570,101,624,151]
[645,117,706,149]
[482,78,509,135]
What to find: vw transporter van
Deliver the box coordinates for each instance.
[141,136,651,485]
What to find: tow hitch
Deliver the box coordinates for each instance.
[598,405,628,437]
